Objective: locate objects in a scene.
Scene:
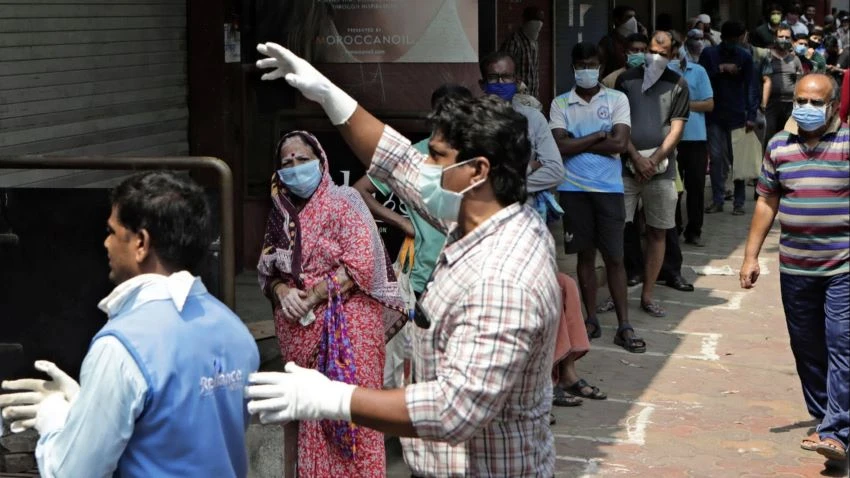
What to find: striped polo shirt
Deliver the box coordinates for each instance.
[757,119,850,276]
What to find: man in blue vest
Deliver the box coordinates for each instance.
[0,172,259,478]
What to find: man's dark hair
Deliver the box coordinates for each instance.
[823,35,839,51]
[788,5,803,15]
[428,95,531,206]
[479,50,515,80]
[767,3,783,15]
[571,41,600,65]
[613,5,635,23]
[430,83,472,109]
[522,6,543,23]
[721,20,746,39]
[626,33,650,46]
[110,171,211,272]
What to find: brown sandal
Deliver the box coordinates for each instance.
[801,432,821,451]
[816,437,848,461]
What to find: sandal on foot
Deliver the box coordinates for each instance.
[596,296,615,314]
[816,438,848,461]
[585,316,602,339]
[614,324,646,353]
[566,378,607,400]
[552,385,583,407]
[640,300,666,317]
[801,432,821,451]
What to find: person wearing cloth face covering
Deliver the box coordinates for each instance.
[257,131,404,477]
[247,41,562,477]
[741,73,849,464]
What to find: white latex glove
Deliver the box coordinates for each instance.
[245,362,356,423]
[34,393,71,435]
[256,42,358,125]
[0,360,80,433]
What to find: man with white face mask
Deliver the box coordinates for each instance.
[549,41,638,351]
[500,6,544,98]
[248,42,562,477]
[614,31,690,319]
[741,73,848,463]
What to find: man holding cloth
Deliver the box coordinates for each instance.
[615,31,690,319]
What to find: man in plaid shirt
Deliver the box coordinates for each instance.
[246,43,562,477]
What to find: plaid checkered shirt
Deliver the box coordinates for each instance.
[368,125,561,477]
[501,30,540,98]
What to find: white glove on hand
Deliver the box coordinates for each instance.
[0,360,79,433]
[256,42,358,125]
[245,362,356,424]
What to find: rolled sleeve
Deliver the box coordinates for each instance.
[525,109,566,193]
[368,125,449,233]
[405,279,536,445]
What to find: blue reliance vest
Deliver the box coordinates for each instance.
[92,280,259,478]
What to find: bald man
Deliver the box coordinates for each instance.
[741,73,849,462]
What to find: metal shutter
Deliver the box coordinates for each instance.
[0,0,188,188]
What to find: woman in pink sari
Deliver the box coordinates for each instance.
[257,131,402,477]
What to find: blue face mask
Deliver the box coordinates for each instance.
[483,82,518,101]
[626,53,645,68]
[794,44,808,56]
[418,159,483,222]
[574,68,600,89]
[277,159,322,198]
[792,103,829,132]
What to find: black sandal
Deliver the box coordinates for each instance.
[552,385,583,407]
[614,324,646,353]
[585,316,602,339]
[566,378,607,400]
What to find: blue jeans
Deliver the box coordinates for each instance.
[780,272,850,448]
[707,123,745,208]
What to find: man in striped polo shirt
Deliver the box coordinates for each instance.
[740,73,849,462]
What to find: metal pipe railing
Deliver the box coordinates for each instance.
[0,156,235,308]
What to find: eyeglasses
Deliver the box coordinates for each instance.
[484,73,516,83]
[794,97,827,107]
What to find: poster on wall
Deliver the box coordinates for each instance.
[254,0,478,63]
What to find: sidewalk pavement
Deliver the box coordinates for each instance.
[237,183,849,477]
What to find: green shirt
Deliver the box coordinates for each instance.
[369,138,445,293]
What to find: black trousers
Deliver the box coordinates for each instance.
[624,203,684,282]
[764,99,793,149]
[676,140,708,240]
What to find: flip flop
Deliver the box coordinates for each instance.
[552,385,583,407]
[801,432,821,451]
[614,324,646,353]
[640,300,666,318]
[566,378,607,400]
[816,438,848,461]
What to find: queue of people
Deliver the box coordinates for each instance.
[0,4,847,477]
